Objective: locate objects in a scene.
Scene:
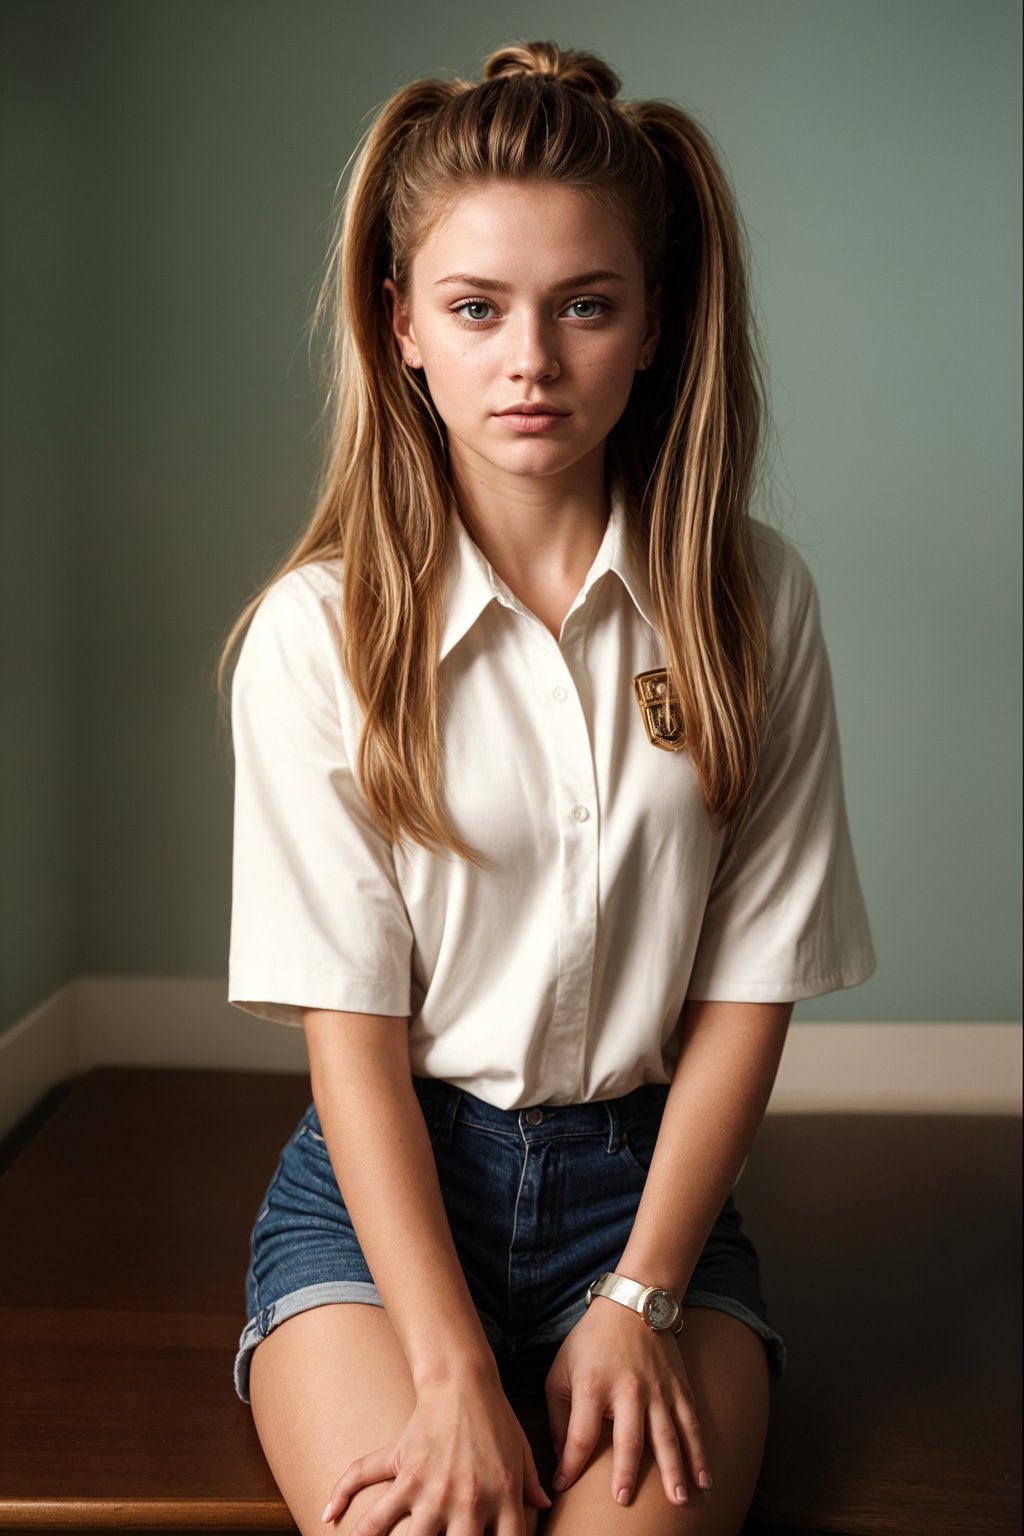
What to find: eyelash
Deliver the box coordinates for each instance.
[449,297,611,329]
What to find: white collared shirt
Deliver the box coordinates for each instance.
[228,484,876,1109]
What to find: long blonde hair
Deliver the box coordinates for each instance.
[215,40,774,865]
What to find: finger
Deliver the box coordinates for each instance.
[494,1505,528,1536]
[552,1387,605,1491]
[609,1390,647,1506]
[442,1515,493,1536]
[544,1364,572,1460]
[437,1498,524,1536]
[345,1481,410,1536]
[322,1445,394,1522]
[646,1400,689,1507]
[520,1443,553,1511]
[674,1389,714,1493]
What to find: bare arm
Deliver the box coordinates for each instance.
[301,1007,550,1531]
[302,1006,495,1388]
[547,996,793,1510]
[615,996,794,1295]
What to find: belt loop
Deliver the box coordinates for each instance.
[603,1097,622,1153]
[440,1083,462,1144]
[413,1075,462,1144]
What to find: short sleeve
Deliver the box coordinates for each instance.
[685,536,877,1004]
[227,567,414,1026]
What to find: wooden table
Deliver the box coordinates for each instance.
[0,1066,1019,1533]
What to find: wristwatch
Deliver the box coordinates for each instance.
[585,1270,685,1335]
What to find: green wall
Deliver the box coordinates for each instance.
[2,0,1020,1034]
[1,10,86,1026]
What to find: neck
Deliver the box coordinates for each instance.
[449,445,612,594]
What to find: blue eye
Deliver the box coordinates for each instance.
[567,298,607,319]
[451,300,495,325]
[449,295,611,328]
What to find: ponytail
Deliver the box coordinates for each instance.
[618,98,772,820]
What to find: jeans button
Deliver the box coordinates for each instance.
[523,1108,545,1127]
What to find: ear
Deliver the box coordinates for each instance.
[382,277,422,369]
[637,282,662,370]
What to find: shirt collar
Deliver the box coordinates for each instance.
[606,479,658,631]
[439,478,657,663]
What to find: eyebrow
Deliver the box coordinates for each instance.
[433,270,627,291]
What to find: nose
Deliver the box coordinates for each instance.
[505,313,561,383]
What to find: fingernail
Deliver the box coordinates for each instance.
[553,1473,568,1491]
[321,1501,333,1523]
[698,1471,712,1490]
[617,1488,630,1505]
[675,1485,688,1503]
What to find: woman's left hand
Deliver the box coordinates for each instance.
[544,1295,712,1508]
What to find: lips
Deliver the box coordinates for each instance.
[494,399,572,435]
[497,402,569,416]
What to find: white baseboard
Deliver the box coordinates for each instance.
[0,976,1020,1142]
[0,984,80,1141]
[73,975,309,1075]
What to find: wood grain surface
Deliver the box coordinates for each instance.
[0,1066,1019,1533]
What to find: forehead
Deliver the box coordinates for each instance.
[410,180,642,285]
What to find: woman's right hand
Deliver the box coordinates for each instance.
[321,1362,551,1534]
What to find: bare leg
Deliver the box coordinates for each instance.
[248,1301,540,1535]
[540,1307,770,1535]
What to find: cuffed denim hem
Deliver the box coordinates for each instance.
[233,1279,381,1404]
[482,1287,787,1380]
[682,1288,788,1379]
[233,1280,787,1406]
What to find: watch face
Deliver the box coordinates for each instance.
[643,1289,680,1330]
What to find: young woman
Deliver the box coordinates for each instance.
[219,40,876,1536]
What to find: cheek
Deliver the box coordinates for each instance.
[420,337,489,402]
[584,339,642,406]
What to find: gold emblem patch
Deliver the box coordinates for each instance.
[633,669,686,751]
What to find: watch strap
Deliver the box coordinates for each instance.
[585,1270,684,1333]
[587,1271,649,1311]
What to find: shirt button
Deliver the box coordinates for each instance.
[571,804,590,823]
[523,1108,545,1126]
[552,686,568,702]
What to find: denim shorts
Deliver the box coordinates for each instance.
[233,1075,787,1403]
